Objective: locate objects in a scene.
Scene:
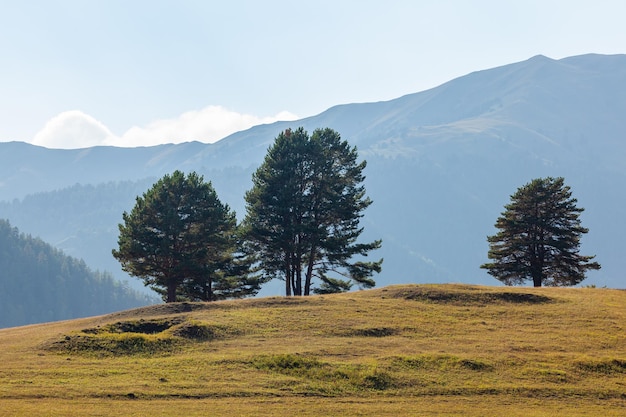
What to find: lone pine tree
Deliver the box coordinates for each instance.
[481,177,600,287]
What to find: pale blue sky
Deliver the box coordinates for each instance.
[1,0,624,148]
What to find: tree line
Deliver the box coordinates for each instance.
[0,219,153,328]
[113,127,600,303]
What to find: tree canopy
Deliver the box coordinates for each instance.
[242,127,382,296]
[481,177,600,287]
[113,171,259,302]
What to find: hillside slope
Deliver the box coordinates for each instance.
[0,219,155,328]
[0,285,624,416]
[0,53,623,289]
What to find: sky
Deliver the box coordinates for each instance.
[1,0,625,149]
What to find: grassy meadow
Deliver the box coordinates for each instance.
[0,284,624,416]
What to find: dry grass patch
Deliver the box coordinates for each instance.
[0,284,625,415]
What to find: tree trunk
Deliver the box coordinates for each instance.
[304,246,316,296]
[167,283,177,303]
[285,264,292,296]
[205,280,213,302]
[294,232,303,297]
[295,257,302,296]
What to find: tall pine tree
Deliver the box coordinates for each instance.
[243,127,382,296]
[481,177,600,287]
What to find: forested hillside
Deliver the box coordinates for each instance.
[0,180,157,288]
[0,219,155,328]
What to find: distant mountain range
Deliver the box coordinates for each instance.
[1,53,624,293]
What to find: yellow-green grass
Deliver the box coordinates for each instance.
[0,284,624,416]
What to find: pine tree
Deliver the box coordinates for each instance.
[481,177,600,287]
[113,171,259,302]
[242,127,382,296]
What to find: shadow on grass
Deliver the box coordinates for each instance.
[42,318,238,356]
[388,287,553,305]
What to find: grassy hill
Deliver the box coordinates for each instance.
[0,284,624,416]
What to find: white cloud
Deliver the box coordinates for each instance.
[31,106,299,149]
[32,110,117,149]
[112,106,299,148]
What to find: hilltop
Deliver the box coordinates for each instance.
[0,284,624,416]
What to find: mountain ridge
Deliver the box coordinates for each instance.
[0,53,623,292]
[2,53,624,193]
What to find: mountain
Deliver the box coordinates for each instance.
[0,219,156,328]
[0,53,624,291]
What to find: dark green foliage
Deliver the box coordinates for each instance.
[0,219,152,328]
[313,277,353,294]
[243,127,382,296]
[113,171,260,302]
[481,177,600,287]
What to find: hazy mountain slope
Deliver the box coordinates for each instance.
[0,141,215,201]
[0,219,156,328]
[0,181,156,284]
[0,53,623,290]
[0,176,256,295]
